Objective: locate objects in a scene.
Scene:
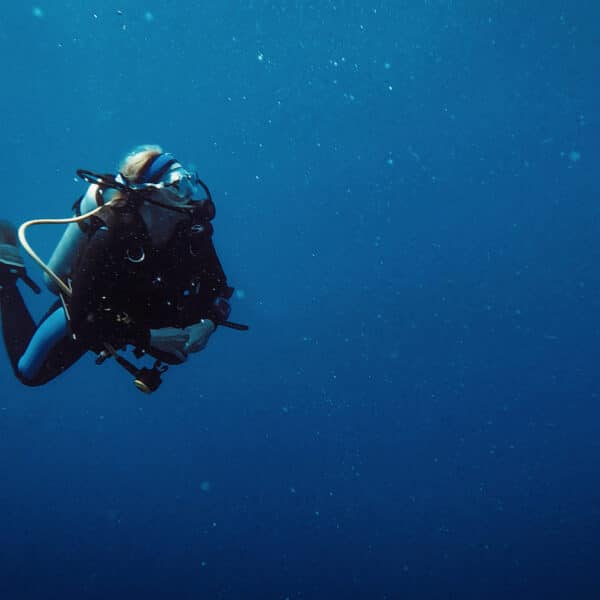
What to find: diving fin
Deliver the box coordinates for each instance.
[0,220,41,293]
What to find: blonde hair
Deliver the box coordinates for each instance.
[118,144,164,182]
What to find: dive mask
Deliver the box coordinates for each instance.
[160,166,208,203]
[76,152,214,211]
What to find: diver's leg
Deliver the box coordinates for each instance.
[0,220,86,386]
[16,305,87,386]
[0,281,37,376]
[26,333,87,386]
[0,220,40,377]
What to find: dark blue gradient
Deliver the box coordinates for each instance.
[1,2,599,598]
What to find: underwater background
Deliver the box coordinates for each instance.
[1,1,599,598]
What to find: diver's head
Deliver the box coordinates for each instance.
[119,145,206,207]
[119,144,164,182]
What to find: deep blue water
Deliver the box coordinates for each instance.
[1,1,599,598]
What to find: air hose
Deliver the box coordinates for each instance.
[15,197,166,392]
[17,200,112,297]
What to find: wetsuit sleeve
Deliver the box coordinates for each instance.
[196,236,233,324]
[44,185,99,295]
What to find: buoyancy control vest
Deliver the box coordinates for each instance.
[68,194,232,352]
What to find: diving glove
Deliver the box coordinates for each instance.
[149,319,216,362]
[149,326,190,363]
[0,220,40,292]
[184,319,216,354]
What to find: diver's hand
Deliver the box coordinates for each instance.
[184,319,216,354]
[149,327,190,362]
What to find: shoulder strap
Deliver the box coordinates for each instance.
[72,193,106,236]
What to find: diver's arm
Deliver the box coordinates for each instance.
[202,238,230,299]
[148,326,190,363]
[44,185,99,294]
[192,230,233,324]
[148,319,215,363]
[184,319,216,353]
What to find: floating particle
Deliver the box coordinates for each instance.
[200,481,212,492]
[257,51,264,61]
[144,11,154,22]
[32,6,44,18]
[568,150,581,162]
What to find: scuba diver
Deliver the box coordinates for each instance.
[0,145,246,392]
